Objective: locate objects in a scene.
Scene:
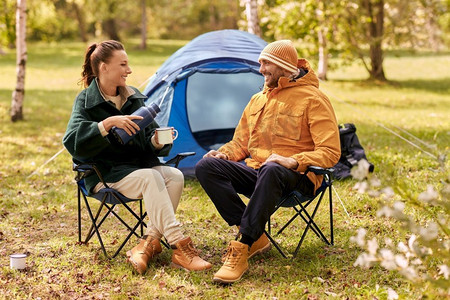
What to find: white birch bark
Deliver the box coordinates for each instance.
[11,0,27,122]
[244,0,261,37]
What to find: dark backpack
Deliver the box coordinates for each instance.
[333,123,374,179]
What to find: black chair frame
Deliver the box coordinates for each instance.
[265,166,334,259]
[74,152,195,259]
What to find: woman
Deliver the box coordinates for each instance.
[63,40,211,274]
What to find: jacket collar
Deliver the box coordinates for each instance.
[84,79,144,109]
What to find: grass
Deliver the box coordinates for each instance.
[0,39,449,299]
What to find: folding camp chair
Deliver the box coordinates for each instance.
[265,166,334,259]
[74,152,195,259]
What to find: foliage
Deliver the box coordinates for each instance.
[350,158,449,297]
[258,0,450,79]
[0,0,16,48]
[0,41,449,298]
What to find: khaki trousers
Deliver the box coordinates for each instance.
[94,166,185,245]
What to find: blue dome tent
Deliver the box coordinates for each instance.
[143,29,267,176]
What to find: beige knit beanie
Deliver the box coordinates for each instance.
[258,40,298,73]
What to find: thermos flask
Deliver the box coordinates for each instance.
[111,102,161,145]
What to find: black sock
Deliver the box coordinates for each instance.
[239,233,255,248]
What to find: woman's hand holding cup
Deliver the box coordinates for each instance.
[155,127,178,145]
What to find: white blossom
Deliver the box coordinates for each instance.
[377,205,393,217]
[381,187,395,200]
[354,181,369,194]
[367,238,379,255]
[393,201,405,212]
[418,222,438,241]
[438,264,449,279]
[394,254,409,268]
[385,238,394,247]
[408,235,417,251]
[351,159,371,180]
[350,228,367,247]
[370,176,382,187]
[418,185,439,204]
[380,249,396,270]
[387,288,399,300]
[354,252,376,268]
[397,242,409,253]
[399,266,418,281]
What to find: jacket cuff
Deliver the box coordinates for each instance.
[98,121,108,137]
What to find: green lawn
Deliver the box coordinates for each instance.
[0,40,448,299]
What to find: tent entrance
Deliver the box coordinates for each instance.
[186,71,264,151]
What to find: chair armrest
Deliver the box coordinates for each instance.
[73,162,109,188]
[305,166,335,176]
[164,152,196,168]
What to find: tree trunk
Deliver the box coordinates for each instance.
[245,0,261,37]
[102,2,120,41]
[103,18,120,41]
[316,1,328,81]
[365,0,386,81]
[11,0,27,122]
[140,0,147,49]
[317,28,328,81]
[72,1,88,42]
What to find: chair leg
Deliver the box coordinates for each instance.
[264,230,288,259]
[140,200,144,237]
[82,194,110,258]
[77,188,82,243]
[329,185,334,245]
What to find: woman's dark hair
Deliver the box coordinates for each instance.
[80,40,125,87]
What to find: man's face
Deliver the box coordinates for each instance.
[259,59,287,88]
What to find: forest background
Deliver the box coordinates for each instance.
[0,0,449,299]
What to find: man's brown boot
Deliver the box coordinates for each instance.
[213,240,249,284]
[171,237,212,271]
[222,231,271,262]
[249,233,271,259]
[126,235,162,274]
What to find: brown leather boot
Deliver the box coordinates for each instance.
[171,237,212,271]
[249,233,271,259]
[213,240,249,284]
[126,235,162,274]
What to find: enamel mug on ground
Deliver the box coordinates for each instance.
[156,127,178,144]
[10,253,27,270]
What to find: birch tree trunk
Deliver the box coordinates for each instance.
[11,0,27,122]
[245,0,261,37]
[316,2,328,81]
[140,0,147,49]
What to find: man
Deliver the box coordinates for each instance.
[195,40,341,283]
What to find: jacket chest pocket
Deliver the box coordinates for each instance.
[275,110,303,140]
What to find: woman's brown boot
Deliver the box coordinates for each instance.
[171,237,212,271]
[126,235,162,274]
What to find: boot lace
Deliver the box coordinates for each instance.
[179,241,199,262]
[223,245,242,268]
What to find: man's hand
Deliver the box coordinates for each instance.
[103,115,143,136]
[263,153,298,169]
[203,150,228,160]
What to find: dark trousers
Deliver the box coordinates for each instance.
[195,157,314,241]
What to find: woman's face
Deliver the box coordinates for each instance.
[101,50,132,88]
